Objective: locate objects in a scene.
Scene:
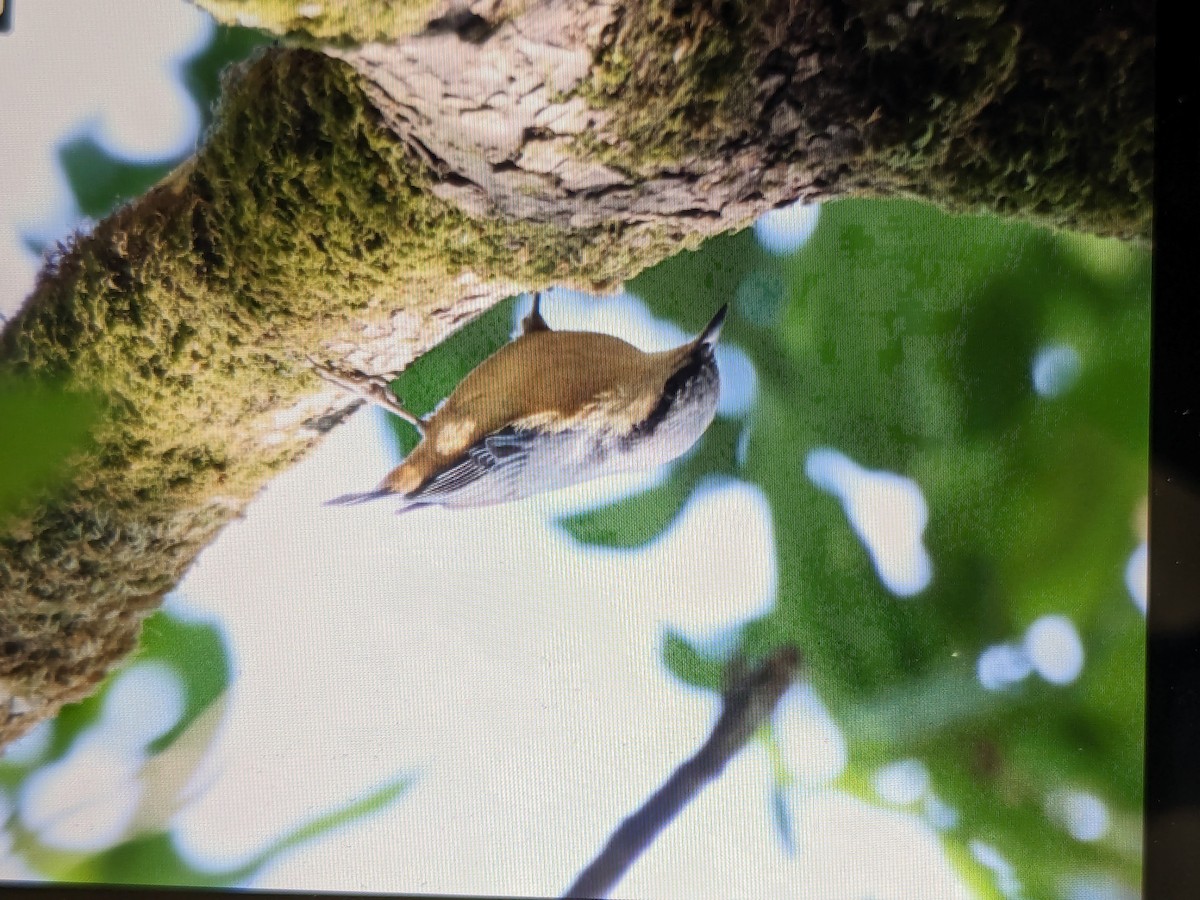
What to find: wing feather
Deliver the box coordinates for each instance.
[407,427,534,502]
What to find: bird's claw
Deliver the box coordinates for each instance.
[305,355,426,435]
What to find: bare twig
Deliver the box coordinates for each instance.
[563,646,802,899]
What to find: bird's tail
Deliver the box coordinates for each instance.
[324,487,394,507]
[696,303,728,348]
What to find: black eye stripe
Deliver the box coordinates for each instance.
[627,350,718,441]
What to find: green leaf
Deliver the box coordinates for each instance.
[59,137,176,221]
[560,474,694,548]
[6,612,231,778]
[630,198,1147,897]
[0,378,100,521]
[139,613,231,755]
[661,630,724,692]
[55,777,412,887]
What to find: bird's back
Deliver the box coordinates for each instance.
[435,330,665,438]
[382,330,676,496]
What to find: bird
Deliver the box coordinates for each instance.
[310,294,728,512]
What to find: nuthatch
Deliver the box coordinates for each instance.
[311,295,727,512]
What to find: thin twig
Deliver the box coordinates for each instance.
[563,646,802,899]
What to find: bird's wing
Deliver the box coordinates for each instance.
[407,427,534,501]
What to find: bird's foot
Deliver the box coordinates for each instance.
[305,355,426,435]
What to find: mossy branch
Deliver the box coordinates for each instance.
[1,0,1151,746]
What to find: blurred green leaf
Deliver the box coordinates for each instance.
[661,631,724,692]
[9,612,231,776]
[59,138,175,221]
[181,25,274,133]
[628,199,1147,897]
[0,379,100,521]
[561,475,694,548]
[140,614,231,755]
[58,776,411,886]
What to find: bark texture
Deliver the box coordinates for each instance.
[340,0,1153,239]
[0,0,1152,746]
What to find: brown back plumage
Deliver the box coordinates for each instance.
[382,329,690,495]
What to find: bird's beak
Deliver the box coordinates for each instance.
[696,304,729,349]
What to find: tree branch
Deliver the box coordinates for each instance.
[563,647,801,899]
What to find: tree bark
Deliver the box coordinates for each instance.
[0,0,1152,746]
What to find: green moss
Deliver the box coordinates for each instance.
[843,0,1151,238]
[583,0,766,169]
[195,0,442,44]
[583,0,1150,238]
